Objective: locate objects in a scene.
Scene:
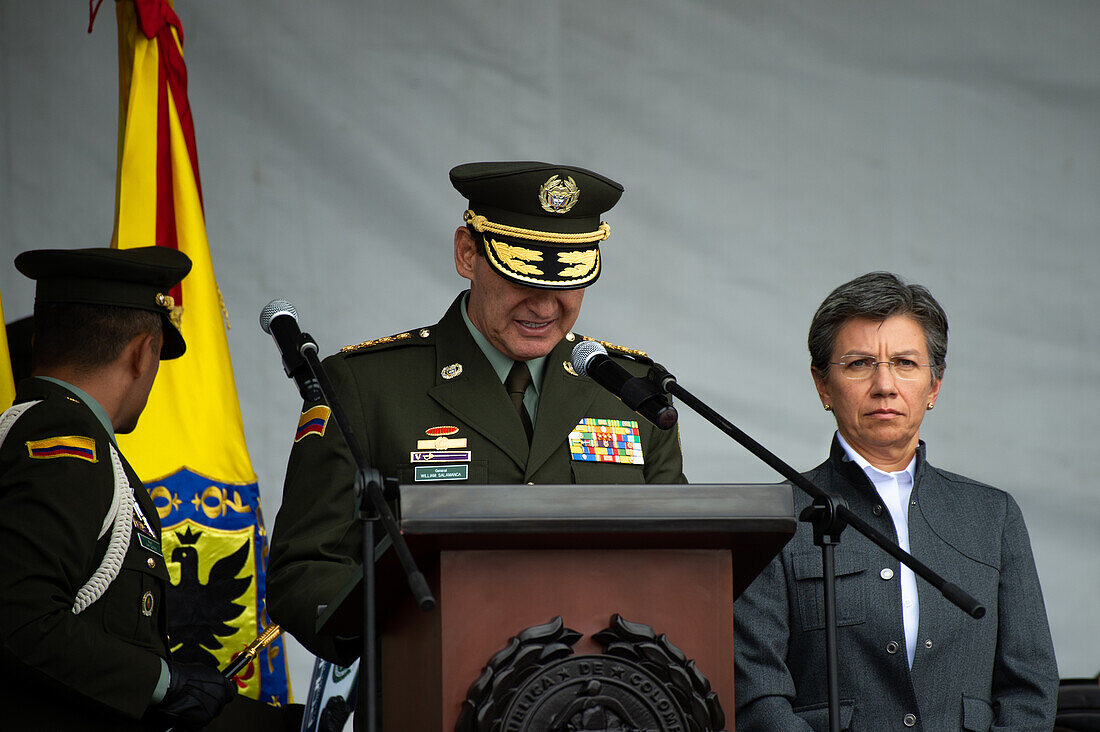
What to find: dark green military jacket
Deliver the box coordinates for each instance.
[0,378,170,730]
[268,292,686,661]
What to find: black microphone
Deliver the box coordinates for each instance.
[259,300,323,402]
[571,340,678,430]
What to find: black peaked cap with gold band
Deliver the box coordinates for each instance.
[450,161,624,290]
[14,246,193,359]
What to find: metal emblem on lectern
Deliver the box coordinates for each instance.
[456,615,726,732]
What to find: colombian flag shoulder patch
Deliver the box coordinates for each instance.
[295,405,331,442]
[26,436,98,463]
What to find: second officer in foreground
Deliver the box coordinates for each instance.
[268,161,687,661]
[0,247,237,730]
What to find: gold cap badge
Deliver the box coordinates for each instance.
[539,175,580,213]
[155,292,184,330]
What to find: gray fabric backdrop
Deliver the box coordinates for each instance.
[3,0,1098,700]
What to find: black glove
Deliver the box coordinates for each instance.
[154,661,237,730]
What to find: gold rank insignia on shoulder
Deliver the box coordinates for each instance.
[26,436,97,462]
[579,335,647,359]
[341,331,413,353]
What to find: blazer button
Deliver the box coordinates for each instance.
[903,712,917,726]
[886,640,899,654]
[147,557,156,569]
[879,567,894,580]
[924,639,933,649]
[872,504,884,516]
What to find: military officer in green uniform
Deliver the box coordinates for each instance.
[268,161,688,663]
[0,247,236,730]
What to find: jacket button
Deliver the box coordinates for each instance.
[147,557,156,569]
[886,640,899,654]
[872,504,884,516]
[924,639,933,649]
[879,567,894,580]
[903,713,917,726]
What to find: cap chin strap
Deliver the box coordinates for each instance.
[0,400,133,615]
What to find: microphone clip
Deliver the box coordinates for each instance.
[647,362,677,394]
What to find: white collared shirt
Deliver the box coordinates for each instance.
[836,432,919,668]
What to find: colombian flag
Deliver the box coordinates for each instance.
[108,0,290,705]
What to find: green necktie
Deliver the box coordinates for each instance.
[505,360,534,444]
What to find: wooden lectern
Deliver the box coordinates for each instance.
[319,483,794,731]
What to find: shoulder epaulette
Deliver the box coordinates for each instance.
[341,327,434,354]
[578,334,648,359]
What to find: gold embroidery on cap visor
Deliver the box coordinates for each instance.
[486,238,601,288]
[463,209,608,288]
[490,241,544,276]
[539,175,580,213]
[557,249,599,278]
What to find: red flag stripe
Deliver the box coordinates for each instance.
[133,0,206,306]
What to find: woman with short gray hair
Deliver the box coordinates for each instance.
[734,271,1058,731]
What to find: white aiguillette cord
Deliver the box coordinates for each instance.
[71,443,134,614]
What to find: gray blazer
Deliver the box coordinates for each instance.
[734,438,1058,731]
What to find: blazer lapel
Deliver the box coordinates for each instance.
[908,482,952,684]
[525,338,600,479]
[427,299,530,470]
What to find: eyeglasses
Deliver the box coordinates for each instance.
[829,355,933,381]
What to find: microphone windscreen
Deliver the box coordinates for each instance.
[260,299,298,333]
[570,340,607,377]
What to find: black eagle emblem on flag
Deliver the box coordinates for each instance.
[166,527,251,667]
